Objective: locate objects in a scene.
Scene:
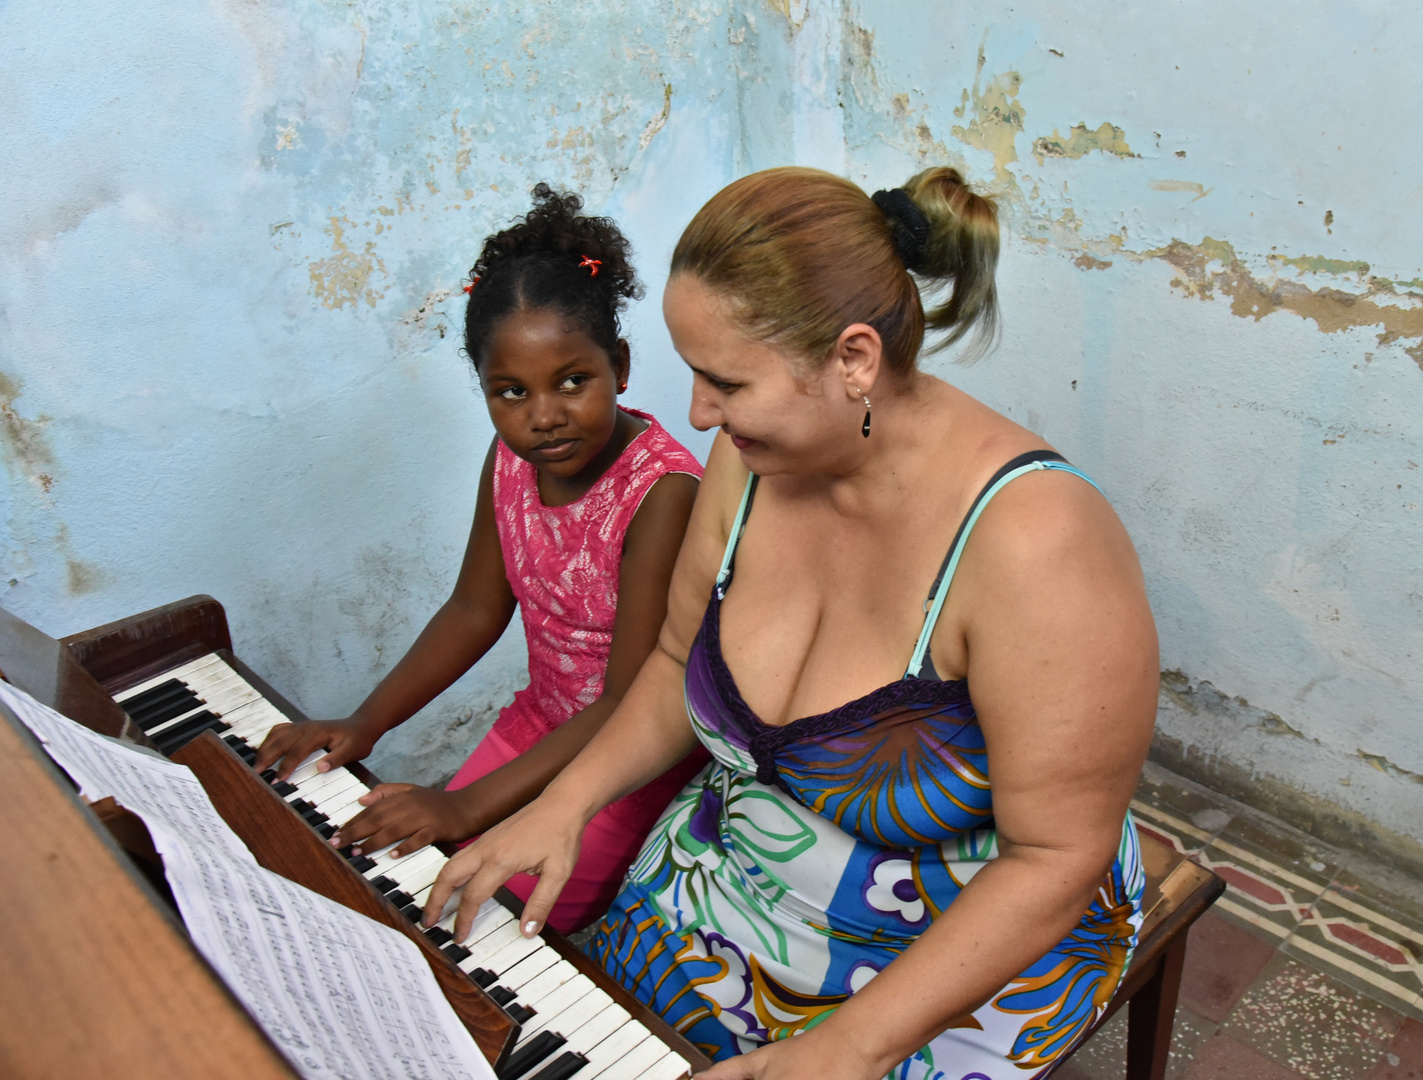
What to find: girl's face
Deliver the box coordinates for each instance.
[480,307,629,479]
[663,275,865,476]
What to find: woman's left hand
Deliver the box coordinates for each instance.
[331,783,474,857]
[696,1033,878,1080]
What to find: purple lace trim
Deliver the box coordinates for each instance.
[699,592,976,788]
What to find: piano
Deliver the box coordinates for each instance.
[0,595,710,1080]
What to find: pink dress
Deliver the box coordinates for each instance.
[446,408,708,932]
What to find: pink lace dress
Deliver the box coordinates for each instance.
[446,408,708,931]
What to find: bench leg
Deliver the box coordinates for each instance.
[1125,933,1187,1080]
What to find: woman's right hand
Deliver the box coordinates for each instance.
[421,793,589,941]
[253,717,381,780]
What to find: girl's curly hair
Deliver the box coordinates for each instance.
[463,183,643,370]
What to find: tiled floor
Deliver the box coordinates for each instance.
[1055,762,1423,1080]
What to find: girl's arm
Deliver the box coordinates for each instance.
[332,468,700,856]
[422,433,750,938]
[255,440,517,780]
[700,470,1160,1080]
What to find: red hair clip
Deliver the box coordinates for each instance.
[578,256,602,277]
[462,276,480,294]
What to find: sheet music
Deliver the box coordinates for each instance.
[0,680,495,1080]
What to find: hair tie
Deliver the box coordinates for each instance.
[462,276,480,294]
[578,255,602,277]
[870,188,930,272]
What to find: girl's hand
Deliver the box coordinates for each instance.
[253,718,380,780]
[697,1032,879,1080]
[331,783,474,857]
[421,794,587,940]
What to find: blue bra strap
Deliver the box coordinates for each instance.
[715,474,760,598]
[905,456,1102,679]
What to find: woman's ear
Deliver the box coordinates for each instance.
[832,322,883,399]
[613,339,631,393]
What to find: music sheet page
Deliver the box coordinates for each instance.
[1,680,496,1080]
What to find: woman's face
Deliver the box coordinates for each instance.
[663,275,863,476]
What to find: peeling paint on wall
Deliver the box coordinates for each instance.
[308,216,387,310]
[950,46,1024,180]
[1031,121,1134,164]
[1149,238,1423,367]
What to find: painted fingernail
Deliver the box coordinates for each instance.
[351,846,361,856]
[522,920,539,936]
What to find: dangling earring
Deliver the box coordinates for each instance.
[860,391,872,438]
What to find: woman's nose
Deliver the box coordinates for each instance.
[688,387,722,432]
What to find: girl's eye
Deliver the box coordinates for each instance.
[497,386,526,401]
[559,374,588,391]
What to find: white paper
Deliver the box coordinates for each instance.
[1,679,496,1080]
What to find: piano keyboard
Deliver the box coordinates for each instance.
[114,653,693,1080]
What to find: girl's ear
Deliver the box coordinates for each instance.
[613,339,631,393]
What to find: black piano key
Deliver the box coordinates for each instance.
[527,1051,588,1080]
[300,809,330,828]
[132,691,208,731]
[315,822,336,839]
[487,985,516,1007]
[260,769,279,784]
[506,1004,536,1025]
[441,943,471,964]
[496,1030,565,1080]
[153,714,227,754]
[271,780,298,797]
[469,968,497,988]
[119,679,193,716]
[348,855,377,873]
[369,876,400,895]
[400,903,423,923]
[424,926,452,946]
[385,890,414,909]
[289,799,315,815]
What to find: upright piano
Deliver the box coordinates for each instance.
[0,595,709,1080]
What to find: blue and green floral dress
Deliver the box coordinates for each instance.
[588,452,1143,1079]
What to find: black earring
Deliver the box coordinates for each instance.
[861,392,872,438]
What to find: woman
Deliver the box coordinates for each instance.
[422,166,1159,1080]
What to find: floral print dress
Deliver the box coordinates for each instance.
[587,453,1144,1079]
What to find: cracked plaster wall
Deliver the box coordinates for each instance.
[2,1,1420,854]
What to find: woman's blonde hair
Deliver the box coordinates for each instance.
[670,166,999,375]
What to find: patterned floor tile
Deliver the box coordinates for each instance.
[1287,883,1423,1022]
[1223,953,1402,1080]
[1178,1032,1310,1079]
[1061,1003,1215,1079]
[1361,1018,1423,1079]
[1180,912,1278,1022]
[1194,812,1341,943]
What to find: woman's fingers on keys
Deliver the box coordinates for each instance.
[518,860,572,938]
[423,850,477,929]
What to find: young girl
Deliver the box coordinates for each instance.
[254,184,708,933]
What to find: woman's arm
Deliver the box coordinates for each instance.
[255,440,518,779]
[702,470,1159,1080]
[331,469,701,856]
[422,433,750,938]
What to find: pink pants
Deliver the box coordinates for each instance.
[445,726,650,934]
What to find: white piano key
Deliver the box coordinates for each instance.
[116,654,225,700]
[632,1051,693,1080]
[460,918,524,966]
[514,974,597,1042]
[499,948,561,991]
[455,904,516,949]
[285,766,355,801]
[175,667,247,693]
[287,756,333,785]
[587,1032,663,1080]
[306,773,368,810]
[529,982,607,1040]
[322,799,367,827]
[143,703,222,738]
[483,933,544,976]
[576,1017,647,1079]
[518,959,580,1005]
[436,895,497,935]
[393,855,447,897]
[570,1000,630,1044]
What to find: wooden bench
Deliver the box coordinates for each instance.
[1051,830,1226,1079]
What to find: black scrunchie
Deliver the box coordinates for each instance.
[871,188,931,272]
